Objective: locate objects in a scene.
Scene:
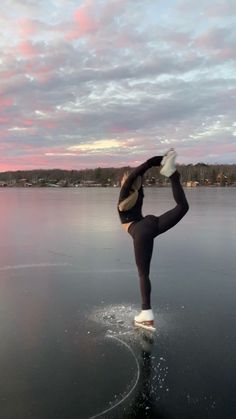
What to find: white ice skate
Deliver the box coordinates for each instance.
[134,309,156,332]
[160,149,177,177]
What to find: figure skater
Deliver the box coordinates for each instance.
[117,149,189,331]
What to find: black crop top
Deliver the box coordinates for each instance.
[117,156,163,224]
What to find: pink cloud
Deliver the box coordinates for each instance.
[108,125,130,134]
[180,143,236,162]
[24,59,55,83]
[161,29,191,47]
[67,3,99,40]
[214,47,236,61]
[74,8,97,31]
[181,148,208,159]
[17,41,39,57]
[175,0,204,16]
[113,32,141,49]
[100,0,125,23]
[23,119,35,127]
[0,156,48,172]
[0,116,9,124]
[18,18,37,37]
[12,117,57,131]
[205,1,236,17]
[194,28,231,51]
[0,96,14,108]
[0,139,140,171]
[211,143,236,154]
[0,153,79,171]
[0,70,17,80]
[39,120,57,129]
[67,0,125,40]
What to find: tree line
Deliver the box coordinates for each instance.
[0,163,235,186]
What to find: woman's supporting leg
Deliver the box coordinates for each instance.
[129,218,156,310]
[158,171,189,235]
[134,235,153,310]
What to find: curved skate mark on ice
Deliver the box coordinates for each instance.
[47,249,73,258]
[0,262,70,271]
[89,334,140,419]
[69,268,134,274]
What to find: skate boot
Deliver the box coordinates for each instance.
[160,148,177,177]
[134,309,156,332]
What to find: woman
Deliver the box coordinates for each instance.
[117,149,189,331]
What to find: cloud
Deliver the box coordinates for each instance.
[68,139,124,152]
[16,40,40,56]
[193,27,235,51]
[205,0,236,17]
[0,0,236,171]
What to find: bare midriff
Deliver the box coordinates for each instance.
[122,221,135,232]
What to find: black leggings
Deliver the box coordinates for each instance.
[128,171,189,310]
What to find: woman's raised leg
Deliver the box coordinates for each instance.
[158,171,189,235]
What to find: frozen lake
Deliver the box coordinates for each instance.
[0,186,235,418]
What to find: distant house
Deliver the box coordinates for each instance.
[186,181,199,187]
[79,180,102,187]
[217,172,228,186]
[17,179,32,187]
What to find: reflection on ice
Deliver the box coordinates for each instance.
[88,303,169,418]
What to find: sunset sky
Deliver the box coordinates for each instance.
[1,0,236,171]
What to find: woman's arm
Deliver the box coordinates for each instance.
[119,156,163,202]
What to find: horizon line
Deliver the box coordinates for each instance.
[0,162,236,174]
